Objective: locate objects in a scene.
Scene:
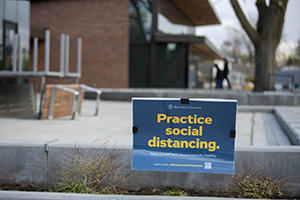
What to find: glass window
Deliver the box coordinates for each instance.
[1,0,30,71]
[0,0,4,70]
[129,0,152,87]
[1,0,30,84]
[129,44,150,87]
[157,43,187,87]
[129,0,152,42]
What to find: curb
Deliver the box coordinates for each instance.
[0,191,274,200]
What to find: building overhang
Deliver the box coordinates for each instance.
[160,0,220,26]
[154,33,224,60]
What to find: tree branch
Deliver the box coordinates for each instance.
[230,0,260,45]
[270,0,288,12]
[270,0,289,45]
[256,0,267,34]
[256,0,267,20]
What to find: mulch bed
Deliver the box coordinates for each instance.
[115,187,228,197]
[0,182,229,197]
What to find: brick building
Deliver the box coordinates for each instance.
[0,0,224,117]
[1,0,223,89]
[30,0,129,88]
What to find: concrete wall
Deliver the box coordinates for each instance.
[84,89,300,106]
[0,144,299,197]
[0,144,45,185]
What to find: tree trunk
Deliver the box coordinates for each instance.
[254,40,277,91]
[253,0,287,91]
[230,0,288,92]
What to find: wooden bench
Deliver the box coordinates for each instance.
[40,84,101,120]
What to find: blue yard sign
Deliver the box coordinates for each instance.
[132,98,237,174]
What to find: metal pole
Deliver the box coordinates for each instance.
[33,37,38,73]
[76,85,83,113]
[65,35,69,76]
[79,84,101,116]
[49,86,57,120]
[95,91,101,116]
[45,30,50,73]
[12,34,18,72]
[291,76,294,93]
[18,35,22,72]
[33,77,38,113]
[71,94,79,120]
[38,76,46,119]
[77,38,82,76]
[60,34,65,74]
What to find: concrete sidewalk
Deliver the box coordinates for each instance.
[0,100,132,147]
[0,100,294,147]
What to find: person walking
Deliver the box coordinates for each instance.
[214,64,223,89]
[221,58,232,89]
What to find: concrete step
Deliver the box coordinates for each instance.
[252,113,268,146]
[263,113,291,146]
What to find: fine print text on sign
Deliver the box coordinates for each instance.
[132,98,237,174]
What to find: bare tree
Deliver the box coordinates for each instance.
[228,26,255,65]
[221,40,239,57]
[221,38,242,58]
[230,0,288,91]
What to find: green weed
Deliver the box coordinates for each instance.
[162,188,188,196]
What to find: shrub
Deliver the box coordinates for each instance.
[56,143,131,194]
[228,161,292,199]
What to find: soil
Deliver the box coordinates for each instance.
[115,187,229,197]
[1,182,298,199]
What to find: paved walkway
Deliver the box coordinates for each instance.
[0,100,132,147]
[0,100,294,147]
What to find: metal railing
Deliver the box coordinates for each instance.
[47,84,101,120]
[0,30,82,80]
[267,73,295,93]
[78,84,102,116]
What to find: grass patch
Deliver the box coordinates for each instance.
[161,188,188,196]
